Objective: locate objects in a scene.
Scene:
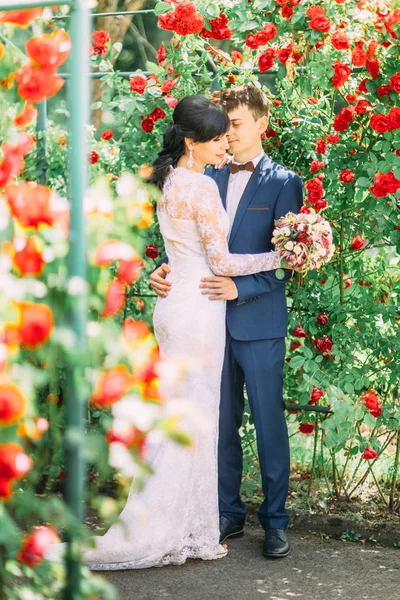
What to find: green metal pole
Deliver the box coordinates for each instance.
[36,100,46,185]
[63,0,89,597]
[0,1,73,8]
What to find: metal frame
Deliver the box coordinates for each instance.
[1,2,88,596]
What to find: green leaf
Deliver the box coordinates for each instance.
[145,61,163,76]
[356,177,371,188]
[239,21,259,32]
[289,356,305,369]
[154,1,171,16]
[206,3,220,17]
[344,382,354,394]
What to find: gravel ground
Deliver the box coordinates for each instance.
[103,522,400,600]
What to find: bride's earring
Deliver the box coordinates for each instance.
[187,149,194,169]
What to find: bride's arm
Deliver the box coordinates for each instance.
[191,176,283,277]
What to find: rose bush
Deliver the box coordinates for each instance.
[0,2,399,595]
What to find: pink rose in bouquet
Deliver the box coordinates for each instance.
[272,211,335,272]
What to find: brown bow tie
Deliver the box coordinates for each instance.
[229,161,255,175]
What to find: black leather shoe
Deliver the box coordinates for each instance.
[263,528,290,558]
[219,516,244,544]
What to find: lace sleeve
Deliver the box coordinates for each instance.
[191,175,282,277]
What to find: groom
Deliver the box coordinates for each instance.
[150,84,303,558]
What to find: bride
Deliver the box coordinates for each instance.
[46,95,286,570]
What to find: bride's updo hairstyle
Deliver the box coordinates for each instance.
[149,95,230,191]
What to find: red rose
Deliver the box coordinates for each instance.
[344,277,352,289]
[282,5,294,18]
[255,30,271,46]
[161,79,176,95]
[231,50,243,64]
[158,12,177,31]
[130,75,146,94]
[174,3,196,20]
[313,198,327,212]
[313,335,333,354]
[370,171,400,197]
[101,129,113,140]
[93,45,108,57]
[157,43,167,66]
[201,14,232,40]
[299,422,315,434]
[309,160,325,173]
[333,106,355,132]
[351,44,367,67]
[17,527,59,567]
[305,178,324,202]
[88,150,99,165]
[316,313,329,325]
[265,127,279,138]
[332,61,351,89]
[309,16,331,33]
[245,34,259,49]
[190,14,205,34]
[92,30,110,48]
[309,387,324,405]
[351,235,364,250]
[292,327,308,338]
[370,113,390,133]
[388,107,400,130]
[278,47,292,64]
[361,390,380,412]
[258,49,276,73]
[370,407,382,418]
[366,56,380,80]
[315,138,327,153]
[290,340,302,351]
[378,84,393,97]
[300,206,311,214]
[141,117,154,133]
[355,99,372,114]
[263,22,277,41]
[148,107,166,121]
[389,72,400,92]
[362,448,378,460]
[331,32,350,50]
[340,169,355,183]
[175,19,192,36]
[327,134,340,144]
[145,244,159,259]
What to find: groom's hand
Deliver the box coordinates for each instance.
[149,264,171,297]
[200,276,238,301]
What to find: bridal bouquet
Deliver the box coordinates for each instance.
[272,212,335,273]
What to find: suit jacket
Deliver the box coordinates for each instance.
[205,154,303,340]
[158,154,303,340]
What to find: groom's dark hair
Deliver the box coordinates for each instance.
[221,84,270,121]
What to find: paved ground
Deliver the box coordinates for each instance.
[104,523,400,600]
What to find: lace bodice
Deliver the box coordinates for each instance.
[159,167,282,276]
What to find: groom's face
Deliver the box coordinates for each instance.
[226,104,268,156]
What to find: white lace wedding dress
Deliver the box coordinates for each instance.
[45,166,282,570]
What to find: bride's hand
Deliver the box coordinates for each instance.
[215,153,233,170]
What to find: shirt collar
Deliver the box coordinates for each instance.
[232,151,265,167]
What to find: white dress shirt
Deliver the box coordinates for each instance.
[226,151,264,237]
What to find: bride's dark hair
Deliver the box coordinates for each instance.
[149,95,230,191]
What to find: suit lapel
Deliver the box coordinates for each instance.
[228,154,271,246]
[214,167,230,210]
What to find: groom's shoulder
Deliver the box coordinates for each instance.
[268,158,302,184]
[204,165,229,180]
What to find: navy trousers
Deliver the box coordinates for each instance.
[218,329,290,530]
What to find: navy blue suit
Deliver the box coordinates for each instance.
[205,154,303,530]
[158,154,303,530]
